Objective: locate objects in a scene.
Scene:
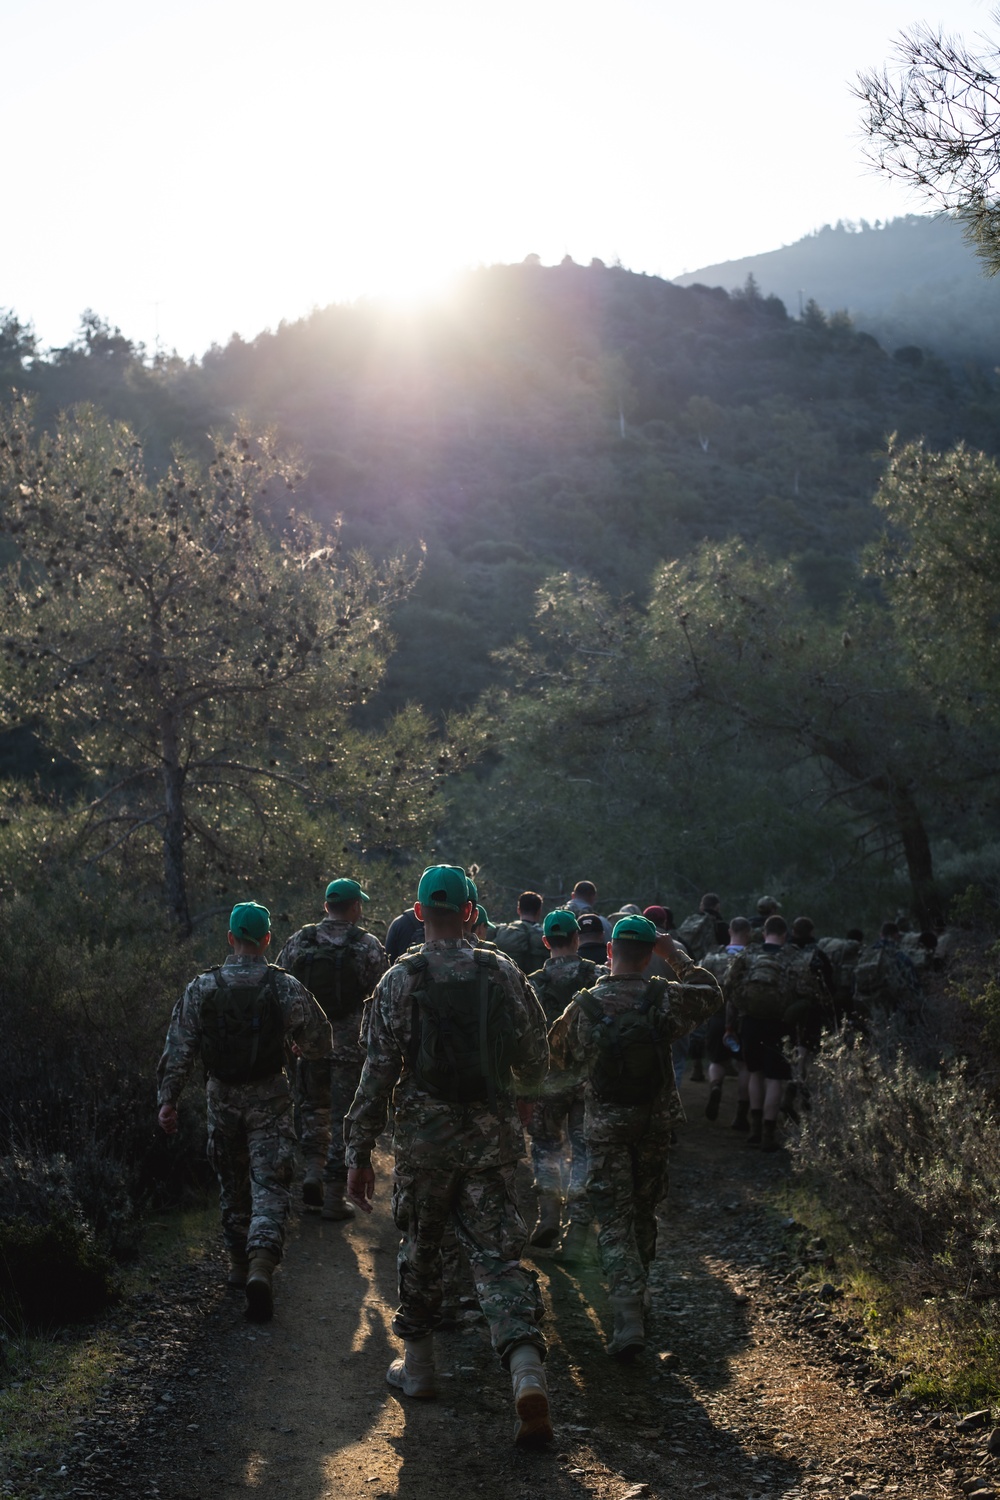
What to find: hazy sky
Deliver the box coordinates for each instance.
[3,0,994,358]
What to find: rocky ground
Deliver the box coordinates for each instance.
[11,1079,1000,1500]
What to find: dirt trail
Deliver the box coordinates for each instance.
[50,1082,984,1500]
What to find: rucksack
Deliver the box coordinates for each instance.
[200,967,284,1084]
[736,946,799,1023]
[699,947,734,984]
[853,944,915,1010]
[676,912,717,962]
[817,936,861,1008]
[495,919,547,975]
[402,948,517,1111]
[529,957,598,1026]
[289,925,369,1022]
[574,978,672,1105]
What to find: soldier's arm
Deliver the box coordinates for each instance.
[278,972,334,1059]
[508,966,549,1095]
[547,999,589,1076]
[344,980,405,1169]
[664,961,724,1038]
[156,981,203,1115]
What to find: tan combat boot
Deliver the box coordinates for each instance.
[226,1252,249,1290]
[606,1293,645,1360]
[302,1159,324,1209]
[245,1249,280,1321]
[509,1342,553,1447]
[321,1182,356,1221]
[386,1337,436,1399]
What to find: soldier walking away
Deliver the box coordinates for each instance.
[548,915,722,1360]
[852,921,922,1022]
[577,911,610,964]
[156,902,332,1320]
[344,865,554,1448]
[675,892,725,964]
[565,880,613,939]
[525,909,600,1255]
[701,916,752,1125]
[385,904,424,963]
[723,915,825,1151]
[495,890,548,975]
[277,877,388,1221]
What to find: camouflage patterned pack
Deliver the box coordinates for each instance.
[735,946,799,1023]
[817,936,862,1008]
[574,977,671,1105]
[495,919,547,975]
[529,957,599,1026]
[288,924,369,1021]
[402,948,517,1110]
[675,911,717,962]
[199,967,285,1084]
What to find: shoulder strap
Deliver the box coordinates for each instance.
[478,958,496,1114]
[473,947,499,972]
[574,987,604,1024]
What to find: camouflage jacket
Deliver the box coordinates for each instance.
[344,938,549,1172]
[528,954,600,1027]
[156,955,333,1108]
[548,959,722,1144]
[276,918,388,1061]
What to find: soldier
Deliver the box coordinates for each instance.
[675,892,725,963]
[524,909,600,1254]
[548,915,722,1359]
[724,914,825,1150]
[277,878,388,1221]
[702,916,752,1125]
[156,902,332,1320]
[344,865,554,1447]
[495,891,547,975]
[576,911,610,964]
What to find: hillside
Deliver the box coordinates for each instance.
[674,215,1000,370]
[4,258,1000,720]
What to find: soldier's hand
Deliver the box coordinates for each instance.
[654,931,687,967]
[347,1165,375,1213]
[158,1103,179,1136]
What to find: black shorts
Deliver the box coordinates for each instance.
[739,1015,792,1080]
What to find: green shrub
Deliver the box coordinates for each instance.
[791,1033,1000,1294]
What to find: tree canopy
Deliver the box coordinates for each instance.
[0,401,445,932]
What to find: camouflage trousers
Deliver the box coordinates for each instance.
[296,1054,363,1186]
[390,1160,545,1365]
[527,1094,593,1225]
[586,1131,670,1297]
[206,1082,297,1259]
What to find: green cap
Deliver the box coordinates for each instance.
[543,909,580,938]
[466,875,479,908]
[417,865,471,914]
[229,901,271,942]
[474,905,490,927]
[612,914,658,943]
[325,877,369,903]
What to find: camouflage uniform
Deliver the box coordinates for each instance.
[526,954,599,1225]
[344,938,549,1364]
[495,918,547,976]
[276,918,387,1186]
[548,957,721,1297]
[156,955,332,1260]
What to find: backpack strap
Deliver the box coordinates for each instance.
[472,948,500,1112]
[400,953,430,1072]
[574,988,604,1025]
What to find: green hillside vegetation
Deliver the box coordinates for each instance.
[674,214,1000,371]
